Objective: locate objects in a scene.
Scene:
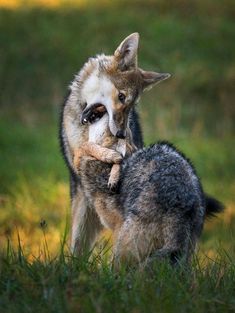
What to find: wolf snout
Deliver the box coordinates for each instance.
[116,130,126,139]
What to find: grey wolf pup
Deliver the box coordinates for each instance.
[60,33,223,265]
[80,141,223,266]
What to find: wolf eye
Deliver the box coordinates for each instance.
[118,92,126,103]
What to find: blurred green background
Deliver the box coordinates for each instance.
[0,0,234,256]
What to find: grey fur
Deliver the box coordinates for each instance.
[79,141,206,264]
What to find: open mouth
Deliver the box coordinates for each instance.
[81,103,107,125]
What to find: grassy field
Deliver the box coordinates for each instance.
[1,243,235,313]
[0,1,235,312]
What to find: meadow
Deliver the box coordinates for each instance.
[0,1,235,312]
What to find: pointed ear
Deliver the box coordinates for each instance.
[114,33,139,70]
[141,70,171,91]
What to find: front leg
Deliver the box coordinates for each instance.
[83,142,123,164]
[108,164,121,190]
[74,142,123,171]
[71,187,103,255]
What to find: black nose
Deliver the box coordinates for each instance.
[116,130,126,139]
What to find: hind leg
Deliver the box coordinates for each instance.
[113,215,194,268]
[112,220,139,269]
[147,216,194,266]
[113,218,162,268]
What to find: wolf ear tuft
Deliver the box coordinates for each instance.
[114,33,139,70]
[140,70,171,91]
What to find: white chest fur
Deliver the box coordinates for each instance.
[88,114,109,144]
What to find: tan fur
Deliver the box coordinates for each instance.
[73,142,123,171]
[113,219,166,268]
[71,187,103,255]
[94,194,124,232]
[108,164,121,188]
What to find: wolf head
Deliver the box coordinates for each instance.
[76,33,170,138]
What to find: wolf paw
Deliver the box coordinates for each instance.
[108,177,119,191]
[103,150,122,164]
[108,164,120,191]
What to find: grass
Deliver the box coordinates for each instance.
[0,0,235,312]
[0,240,235,313]
[2,243,234,312]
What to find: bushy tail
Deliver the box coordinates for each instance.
[205,195,225,218]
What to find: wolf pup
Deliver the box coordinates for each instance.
[60,33,169,254]
[79,139,224,266]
